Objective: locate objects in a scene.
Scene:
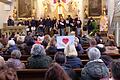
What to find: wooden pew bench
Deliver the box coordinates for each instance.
[1,53,120,61]
[17,68,82,80]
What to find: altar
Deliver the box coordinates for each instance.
[2,24,26,36]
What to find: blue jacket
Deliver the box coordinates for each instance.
[6,45,18,54]
[66,56,83,68]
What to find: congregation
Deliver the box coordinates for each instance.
[0,25,120,80]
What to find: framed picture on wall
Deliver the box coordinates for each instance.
[18,0,32,18]
[88,0,102,16]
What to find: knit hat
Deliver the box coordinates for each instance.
[64,44,78,57]
[96,44,106,53]
[8,39,15,46]
[88,47,101,60]
[11,50,22,59]
[31,44,46,56]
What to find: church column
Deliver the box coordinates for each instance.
[77,0,84,26]
[36,0,44,18]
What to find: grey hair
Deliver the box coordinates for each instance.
[88,47,101,60]
[11,50,22,59]
[31,44,46,56]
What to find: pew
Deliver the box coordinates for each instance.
[1,53,120,61]
[17,68,82,80]
[21,59,89,67]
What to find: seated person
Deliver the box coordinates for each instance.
[5,39,19,54]
[64,44,83,68]
[6,50,25,70]
[7,16,14,26]
[110,59,120,80]
[0,56,18,80]
[54,52,79,80]
[45,63,71,80]
[81,47,109,80]
[27,44,52,69]
[46,37,57,55]
[104,39,119,54]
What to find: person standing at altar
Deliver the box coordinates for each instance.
[7,16,14,26]
[44,16,52,34]
[30,17,36,27]
[74,15,82,36]
[87,17,96,35]
[58,16,66,36]
[37,18,45,35]
[65,15,72,34]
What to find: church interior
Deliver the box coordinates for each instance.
[0,0,120,80]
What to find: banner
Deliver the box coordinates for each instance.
[56,36,75,49]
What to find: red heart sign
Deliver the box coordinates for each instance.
[62,38,69,44]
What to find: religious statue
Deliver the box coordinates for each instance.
[100,7,108,32]
[31,8,36,18]
[43,0,51,17]
[13,6,17,20]
[84,5,88,19]
[54,0,66,18]
[67,0,77,17]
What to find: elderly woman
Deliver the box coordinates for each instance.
[6,39,18,54]
[64,44,83,68]
[27,44,52,69]
[6,50,25,70]
[81,47,109,80]
[0,56,18,80]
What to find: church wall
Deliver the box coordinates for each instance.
[0,2,15,29]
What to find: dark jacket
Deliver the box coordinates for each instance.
[27,55,52,69]
[46,45,57,55]
[58,20,66,29]
[66,56,83,68]
[81,59,109,80]
[62,64,80,80]
[7,19,14,26]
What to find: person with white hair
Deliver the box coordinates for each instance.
[64,44,83,68]
[81,47,109,80]
[6,39,19,54]
[27,44,52,69]
[0,56,18,80]
[6,50,25,70]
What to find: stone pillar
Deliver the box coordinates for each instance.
[36,0,44,18]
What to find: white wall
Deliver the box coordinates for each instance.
[0,2,14,29]
[107,0,115,27]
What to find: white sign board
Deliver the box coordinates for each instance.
[56,36,75,49]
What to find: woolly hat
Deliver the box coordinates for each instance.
[96,44,106,53]
[11,50,22,59]
[31,44,46,56]
[64,44,78,57]
[88,47,101,60]
[8,39,15,46]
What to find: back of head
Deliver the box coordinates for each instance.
[64,44,78,57]
[89,38,97,47]
[31,44,46,56]
[45,63,71,80]
[96,44,106,54]
[88,47,101,60]
[11,50,21,59]
[54,52,66,65]
[111,59,120,80]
